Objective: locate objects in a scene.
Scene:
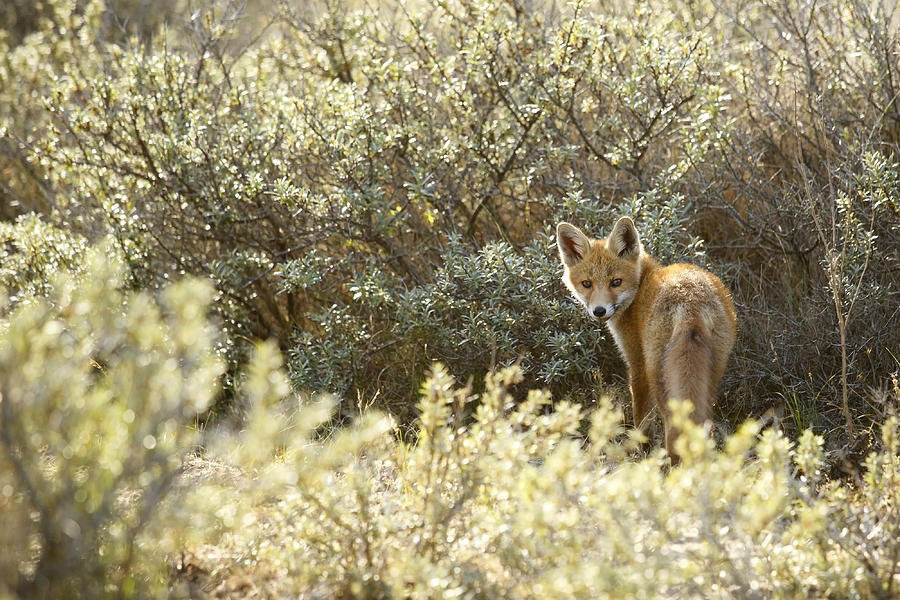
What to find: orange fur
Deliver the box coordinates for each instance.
[557,218,737,460]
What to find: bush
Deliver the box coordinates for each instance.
[0,0,898,445]
[0,214,89,306]
[178,362,900,599]
[2,0,730,410]
[694,0,900,437]
[1,251,899,597]
[0,246,222,597]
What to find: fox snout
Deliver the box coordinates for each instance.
[588,303,617,322]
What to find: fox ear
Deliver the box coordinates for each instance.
[556,222,591,266]
[609,217,642,260]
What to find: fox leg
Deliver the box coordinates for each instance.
[644,366,679,459]
[629,372,651,432]
[653,386,681,463]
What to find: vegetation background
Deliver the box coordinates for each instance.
[0,0,898,597]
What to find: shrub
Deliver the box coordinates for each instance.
[0,0,897,447]
[0,246,222,597]
[1,250,899,597]
[688,0,900,436]
[0,213,89,306]
[4,0,729,413]
[178,362,900,599]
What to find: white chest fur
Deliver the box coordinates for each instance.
[604,319,631,366]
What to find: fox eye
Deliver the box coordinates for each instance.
[581,280,592,289]
[610,278,622,288]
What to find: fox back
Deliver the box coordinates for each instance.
[557,217,737,459]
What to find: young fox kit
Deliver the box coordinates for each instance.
[557,217,737,458]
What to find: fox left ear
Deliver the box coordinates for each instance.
[609,217,642,260]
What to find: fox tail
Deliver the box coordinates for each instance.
[661,315,716,424]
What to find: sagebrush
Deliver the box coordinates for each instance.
[1,0,900,595]
[4,0,896,439]
[3,255,900,597]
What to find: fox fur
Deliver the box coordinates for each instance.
[557,217,737,459]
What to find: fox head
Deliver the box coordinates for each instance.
[556,217,643,323]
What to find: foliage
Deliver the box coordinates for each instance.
[3,0,897,440]
[2,0,738,420]
[181,360,900,599]
[0,247,222,598]
[0,214,89,306]
[1,251,899,597]
[288,234,605,420]
[2,0,900,595]
[692,0,900,435]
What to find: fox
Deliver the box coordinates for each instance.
[556,217,737,460]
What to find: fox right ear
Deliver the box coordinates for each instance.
[556,222,591,266]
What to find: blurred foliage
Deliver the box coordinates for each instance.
[0,246,222,597]
[182,360,900,598]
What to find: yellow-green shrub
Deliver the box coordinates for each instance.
[186,362,900,599]
[0,246,221,598]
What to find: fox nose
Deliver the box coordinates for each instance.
[592,306,606,318]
